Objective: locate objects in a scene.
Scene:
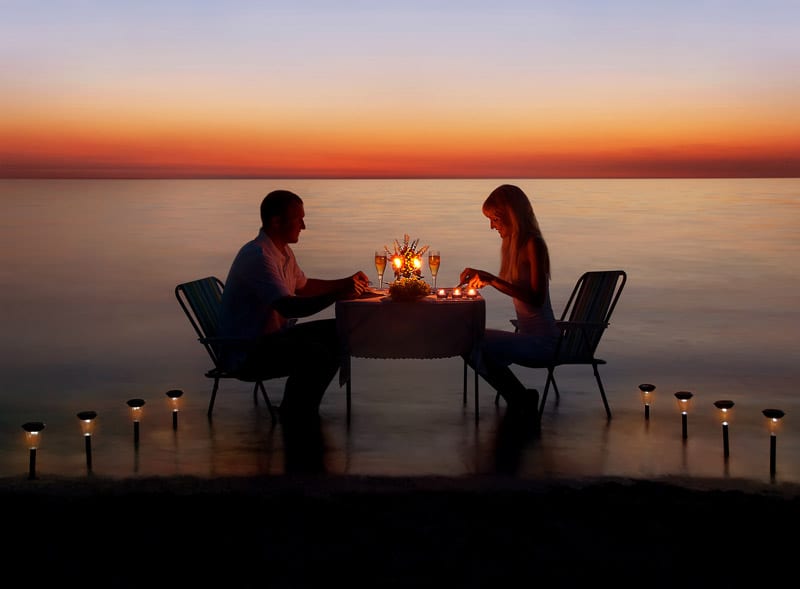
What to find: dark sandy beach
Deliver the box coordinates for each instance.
[4,473,798,588]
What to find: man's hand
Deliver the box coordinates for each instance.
[344,271,370,298]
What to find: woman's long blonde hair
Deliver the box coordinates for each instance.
[482,184,550,283]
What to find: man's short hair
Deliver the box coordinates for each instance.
[260,190,303,227]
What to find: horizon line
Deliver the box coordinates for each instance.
[2,175,799,181]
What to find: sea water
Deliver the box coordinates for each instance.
[1,178,798,483]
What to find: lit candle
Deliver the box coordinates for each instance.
[393,256,402,270]
[452,287,462,298]
[466,288,478,298]
[437,288,447,299]
[413,257,422,270]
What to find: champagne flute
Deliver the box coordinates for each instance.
[428,250,441,290]
[374,251,387,289]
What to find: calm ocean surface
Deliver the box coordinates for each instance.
[1,178,798,484]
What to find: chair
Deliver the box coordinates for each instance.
[472,270,627,419]
[175,276,282,420]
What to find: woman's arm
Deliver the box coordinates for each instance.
[460,238,547,307]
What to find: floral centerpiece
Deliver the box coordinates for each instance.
[389,276,432,301]
[384,234,432,300]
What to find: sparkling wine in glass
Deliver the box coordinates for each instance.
[374,251,387,289]
[428,250,441,290]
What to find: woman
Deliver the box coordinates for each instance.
[460,184,559,422]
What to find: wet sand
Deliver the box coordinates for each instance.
[4,472,798,588]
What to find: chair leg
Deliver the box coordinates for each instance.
[463,360,468,406]
[207,377,221,418]
[474,369,480,425]
[538,369,555,416]
[592,363,612,420]
[256,381,276,422]
[346,379,352,424]
[550,372,561,403]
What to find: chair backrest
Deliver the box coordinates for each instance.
[557,270,626,362]
[175,276,225,367]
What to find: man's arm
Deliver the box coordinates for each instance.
[273,272,369,318]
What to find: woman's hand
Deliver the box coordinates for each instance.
[459,268,494,289]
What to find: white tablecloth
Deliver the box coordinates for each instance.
[335,295,485,386]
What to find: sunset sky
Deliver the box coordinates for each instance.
[2,1,799,178]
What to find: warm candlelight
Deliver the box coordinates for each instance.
[413,257,422,270]
[393,256,402,270]
[437,288,447,299]
[466,288,477,298]
[452,288,462,298]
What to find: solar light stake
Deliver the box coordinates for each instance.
[126,399,146,448]
[762,409,785,478]
[713,400,734,459]
[770,435,776,476]
[674,391,694,440]
[76,411,98,473]
[166,389,184,431]
[639,384,656,421]
[22,422,46,480]
[723,423,729,457]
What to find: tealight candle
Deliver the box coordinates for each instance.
[452,288,462,298]
[437,288,447,299]
[466,288,478,298]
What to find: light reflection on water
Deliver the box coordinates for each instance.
[0,178,798,486]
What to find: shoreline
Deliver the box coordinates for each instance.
[4,471,800,498]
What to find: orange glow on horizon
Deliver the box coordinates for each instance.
[2,104,799,178]
[4,3,799,179]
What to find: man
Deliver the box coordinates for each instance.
[219,189,369,419]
